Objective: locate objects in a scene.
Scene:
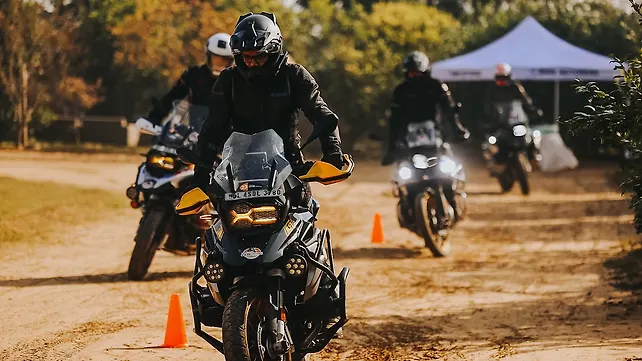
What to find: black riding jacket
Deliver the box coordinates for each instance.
[147,64,217,123]
[193,62,342,186]
[387,76,466,152]
[485,80,538,128]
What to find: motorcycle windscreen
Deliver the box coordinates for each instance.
[405,120,442,148]
[157,101,192,148]
[494,100,528,126]
[213,130,292,193]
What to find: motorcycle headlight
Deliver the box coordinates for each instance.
[513,125,527,137]
[227,202,279,229]
[412,154,437,169]
[398,166,413,180]
[148,155,175,170]
[439,157,457,174]
[488,136,497,145]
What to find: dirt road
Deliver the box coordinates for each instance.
[1,152,640,361]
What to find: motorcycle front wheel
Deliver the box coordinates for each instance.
[222,289,309,361]
[513,153,531,196]
[127,208,167,280]
[414,192,451,257]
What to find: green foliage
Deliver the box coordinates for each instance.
[296,0,464,146]
[451,0,640,142]
[568,1,642,232]
[1,0,640,154]
[463,0,640,57]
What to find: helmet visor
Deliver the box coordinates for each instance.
[231,30,279,54]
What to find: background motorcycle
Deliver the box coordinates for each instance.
[482,122,533,195]
[125,100,210,280]
[482,101,538,196]
[392,120,467,257]
[175,126,354,361]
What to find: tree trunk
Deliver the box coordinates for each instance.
[18,63,29,149]
[15,104,23,150]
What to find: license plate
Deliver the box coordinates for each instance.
[224,189,283,201]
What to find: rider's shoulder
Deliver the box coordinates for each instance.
[283,63,310,77]
[425,76,445,87]
[217,67,238,82]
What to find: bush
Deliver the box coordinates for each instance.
[568,1,642,232]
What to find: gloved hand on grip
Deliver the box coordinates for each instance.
[321,152,345,170]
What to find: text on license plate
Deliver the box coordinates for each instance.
[224,189,283,201]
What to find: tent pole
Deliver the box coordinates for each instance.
[553,80,560,121]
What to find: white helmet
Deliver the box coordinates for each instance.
[495,63,512,77]
[206,33,233,58]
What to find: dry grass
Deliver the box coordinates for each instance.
[0,177,125,244]
[0,141,147,155]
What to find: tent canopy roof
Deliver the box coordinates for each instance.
[432,16,617,81]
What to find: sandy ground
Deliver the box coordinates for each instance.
[0,151,641,361]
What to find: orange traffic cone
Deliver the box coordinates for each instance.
[371,213,384,244]
[161,293,187,348]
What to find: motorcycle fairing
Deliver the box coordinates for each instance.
[136,164,194,191]
[206,213,314,267]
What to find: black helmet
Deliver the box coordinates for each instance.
[230,12,287,81]
[402,51,431,73]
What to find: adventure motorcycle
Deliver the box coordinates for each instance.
[392,120,467,257]
[482,101,539,196]
[125,101,210,280]
[175,128,354,361]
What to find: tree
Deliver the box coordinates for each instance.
[294,1,464,148]
[568,0,642,232]
[0,1,92,148]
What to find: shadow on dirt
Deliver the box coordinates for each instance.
[0,270,192,287]
[334,247,424,260]
[326,296,642,361]
[604,248,642,293]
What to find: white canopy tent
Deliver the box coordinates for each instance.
[432,16,618,119]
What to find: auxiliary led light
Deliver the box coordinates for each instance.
[285,256,307,277]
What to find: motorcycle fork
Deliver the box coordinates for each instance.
[432,184,449,222]
[266,275,293,358]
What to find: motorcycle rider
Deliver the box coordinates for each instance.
[382,50,469,221]
[485,63,543,129]
[191,11,345,336]
[145,33,234,127]
[484,63,543,176]
[192,12,344,191]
